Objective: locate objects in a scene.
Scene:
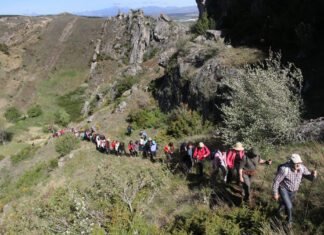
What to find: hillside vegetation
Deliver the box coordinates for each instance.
[0,9,323,235]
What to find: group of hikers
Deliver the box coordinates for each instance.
[53,126,317,229]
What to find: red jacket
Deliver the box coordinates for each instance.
[193,146,210,160]
[226,150,244,168]
[128,144,133,151]
[164,145,174,154]
[111,141,116,149]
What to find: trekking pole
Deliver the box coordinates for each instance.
[304,162,318,218]
[260,159,271,190]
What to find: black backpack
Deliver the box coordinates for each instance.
[210,151,216,160]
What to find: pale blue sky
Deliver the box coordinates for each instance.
[0,0,196,15]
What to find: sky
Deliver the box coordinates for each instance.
[0,0,196,15]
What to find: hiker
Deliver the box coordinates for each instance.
[115,141,120,156]
[226,142,245,185]
[127,125,132,136]
[118,142,126,156]
[211,148,227,184]
[144,138,152,158]
[239,148,271,202]
[105,139,110,154]
[133,140,139,157]
[273,154,317,227]
[187,142,194,173]
[128,141,135,157]
[140,130,147,138]
[139,136,147,151]
[150,140,158,162]
[163,142,174,162]
[180,143,189,171]
[111,141,116,155]
[193,142,210,176]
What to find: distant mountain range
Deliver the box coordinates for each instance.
[75,6,198,17]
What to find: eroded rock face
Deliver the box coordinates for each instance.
[155,40,235,119]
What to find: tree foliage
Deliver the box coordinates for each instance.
[4,106,22,123]
[192,11,216,36]
[27,105,43,118]
[220,52,303,149]
[54,133,80,156]
[54,109,70,127]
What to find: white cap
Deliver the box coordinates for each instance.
[290,153,302,164]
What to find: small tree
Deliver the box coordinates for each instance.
[192,11,216,36]
[220,52,303,149]
[27,105,43,118]
[4,106,22,123]
[54,133,80,156]
[54,109,70,127]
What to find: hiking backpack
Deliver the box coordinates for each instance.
[276,162,290,177]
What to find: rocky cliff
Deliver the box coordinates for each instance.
[196,0,324,118]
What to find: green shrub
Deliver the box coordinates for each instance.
[167,206,267,235]
[0,155,5,161]
[167,107,210,138]
[27,105,43,118]
[54,109,70,127]
[54,133,80,156]
[49,158,58,169]
[220,52,303,149]
[192,12,216,36]
[10,145,39,165]
[115,75,139,98]
[128,108,167,129]
[4,106,22,123]
[0,43,9,55]
[57,87,86,122]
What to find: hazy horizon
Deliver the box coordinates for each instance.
[0,0,196,15]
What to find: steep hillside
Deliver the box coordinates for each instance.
[0,7,324,235]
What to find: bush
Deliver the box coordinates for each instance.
[54,109,70,127]
[54,133,80,156]
[128,108,167,129]
[0,154,5,161]
[27,105,43,118]
[192,12,216,36]
[115,75,139,98]
[167,106,210,138]
[4,106,22,123]
[220,51,303,149]
[10,145,39,165]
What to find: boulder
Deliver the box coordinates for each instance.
[206,30,222,41]
[153,20,170,42]
[117,101,127,113]
[122,89,132,97]
[159,14,171,22]
[193,35,206,43]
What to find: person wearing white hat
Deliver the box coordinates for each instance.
[226,142,245,185]
[273,153,317,228]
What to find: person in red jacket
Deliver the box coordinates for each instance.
[163,142,174,162]
[193,142,210,176]
[226,142,245,185]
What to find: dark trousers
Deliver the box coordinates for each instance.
[279,187,296,224]
[226,164,240,185]
[197,160,204,176]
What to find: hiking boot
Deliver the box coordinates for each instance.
[287,223,293,229]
